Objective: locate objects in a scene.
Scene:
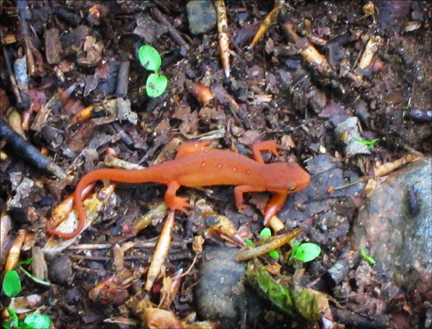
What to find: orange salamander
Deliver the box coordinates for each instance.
[47,141,310,239]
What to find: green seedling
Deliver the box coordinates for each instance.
[243,228,281,259]
[289,238,321,264]
[2,258,52,329]
[259,228,272,239]
[138,45,168,97]
[2,258,34,298]
[268,250,280,259]
[352,137,379,149]
[3,308,51,329]
[244,238,254,246]
[2,270,21,298]
[259,228,280,259]
[2,258,50,295]
[360,247,376,265]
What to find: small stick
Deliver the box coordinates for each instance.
[115,61,130,98]
[17,0,36,76]
[5,229,26,270]
[0,26,23,107]
[0,118,67,179]
[111,122,134,147]
[357,35,381,69]
[144,210,175,291]
[250,0,285,48]
[213,0,231,78]
[281,23,332,76]
[150,7,189,51]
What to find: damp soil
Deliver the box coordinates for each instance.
[0,1,431,329]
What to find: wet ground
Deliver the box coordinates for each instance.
[1,1,431,328]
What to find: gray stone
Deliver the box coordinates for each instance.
[187,0,217,35]
[353,157,432,293]
[196,246,262,329]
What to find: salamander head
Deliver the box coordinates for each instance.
[266,162,311,193]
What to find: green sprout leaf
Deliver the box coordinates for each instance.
[22,314,51,329]
[138,45,162,72]
[19,257,34,266]
[20,266,51,287]
[293,243,321,263]
[268,250,280,259]
[146,73,168,97]
[4,308,19,328]
[244,238,254,246]
[352,137,379,149]
[360,247,376,264]
[3,270,21,297]
[259,228,272,239]
[259,228,281,258]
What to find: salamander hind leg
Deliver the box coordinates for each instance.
[252,141,286,163]
[165,181,192,213]
[175,141,212,159]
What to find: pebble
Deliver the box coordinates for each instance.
[196,246,262,329]
[186,0,217,35]
[49,255,72,284]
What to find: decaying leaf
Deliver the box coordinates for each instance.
[246,262,296,315]
[236,227,305,261]
[246,262,329,321]
[43,184,116,253]
[374,154,421,177]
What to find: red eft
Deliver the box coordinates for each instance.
[47,141,310,239]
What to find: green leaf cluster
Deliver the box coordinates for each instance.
[138,45,168,97]
[244,228,281,259]
[352,137,379,149]
[2,258,51,329]
[3,310,51,329]
[360,247,376,264]
[290,238,321,263]
[3,271,21,298]
[259,228,280,259]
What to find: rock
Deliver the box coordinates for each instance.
[196,246,262,329]
[49,255,72,284]
[335,116,371,156]
[353,157,432,294]
[134,13,168,43]
[186,0,217,35]
[280,154,364,225]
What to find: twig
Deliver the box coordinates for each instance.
[5,229,26,270]
[0,118,67,179]
[115,61,130,98]
[144,210,175,291]
[0,26,23,107]
[111,122,134,147]
[250,0,285,48]
[17,0,36,76]
[213,0,231,78]
[150,7,189,51]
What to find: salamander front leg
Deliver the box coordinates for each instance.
[165,181,192,213]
